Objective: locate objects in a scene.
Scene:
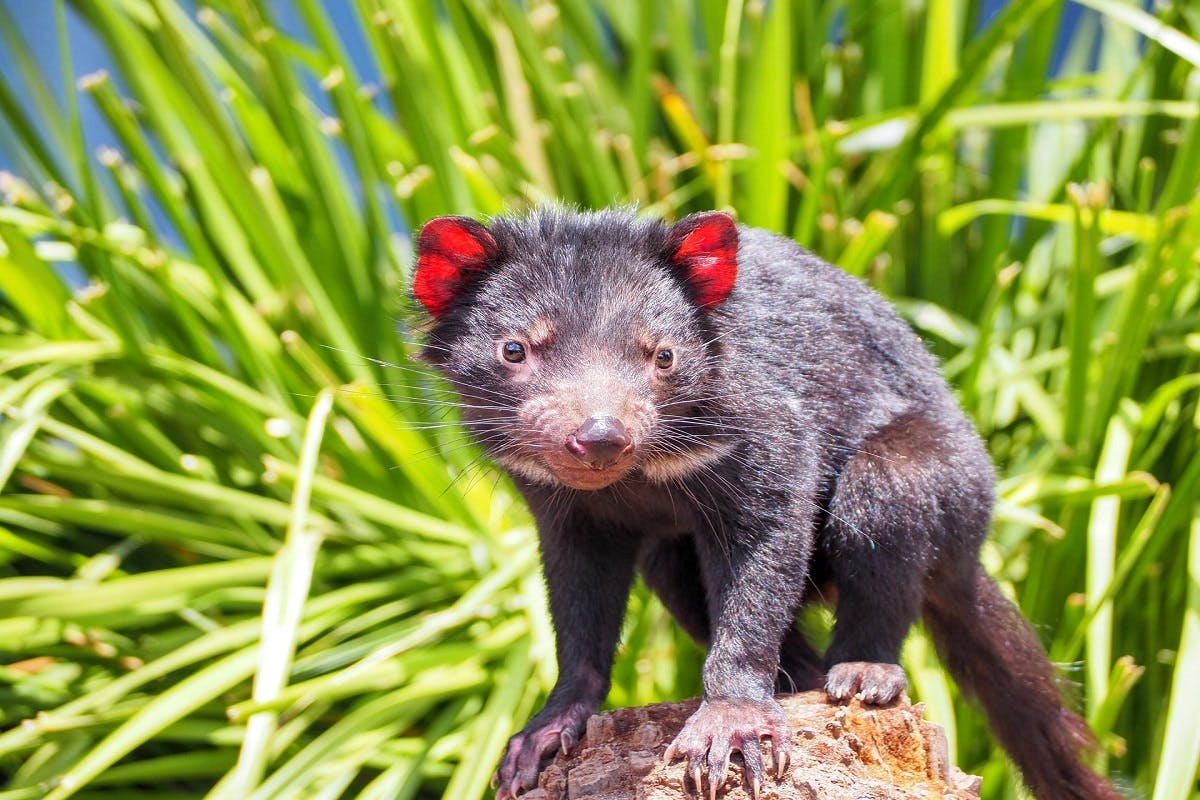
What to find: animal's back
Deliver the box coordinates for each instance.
[714,226,961,445]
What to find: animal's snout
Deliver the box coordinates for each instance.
[566,415,633,469]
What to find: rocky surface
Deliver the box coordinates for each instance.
[524,692,982,800]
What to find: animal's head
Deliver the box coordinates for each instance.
[412,208,738,490]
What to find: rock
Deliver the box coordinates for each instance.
[534,691,981,800]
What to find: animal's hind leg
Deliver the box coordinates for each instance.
[777,627,825,694]
[821,410,993,704]
[637,536,711,646]
[640,537,824,693]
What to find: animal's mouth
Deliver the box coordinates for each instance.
[493,405,651,490]
[545,455,636,490]
[491,448,637,490]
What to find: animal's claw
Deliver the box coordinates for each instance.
[740,734,766,799]
[825,661,907,705]
[494,702,593,798]
[773,744,790,779]
[664,698,792,799]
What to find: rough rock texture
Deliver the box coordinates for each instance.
[526,692,982,800]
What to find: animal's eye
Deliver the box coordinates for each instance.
[655,349,675,370]
[502,341,526,363]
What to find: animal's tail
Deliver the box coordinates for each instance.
[923,565,1122,800]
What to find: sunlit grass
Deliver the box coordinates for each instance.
[0,1,1197,798]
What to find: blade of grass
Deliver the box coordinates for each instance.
[1085,405,1134,750]
[712,0,744,210]
[1149,515,1200,800]
[222,388,334,796]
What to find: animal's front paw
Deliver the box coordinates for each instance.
[493,703,592,799]
[663,698,792,800]
[825,661,907,704]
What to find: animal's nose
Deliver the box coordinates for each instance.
[566,415,633,469]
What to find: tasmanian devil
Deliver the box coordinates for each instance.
[410,207,1121,800]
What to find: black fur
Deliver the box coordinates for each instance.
[414,208,1120,800]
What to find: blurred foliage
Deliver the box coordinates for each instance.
[0,0,1197,798]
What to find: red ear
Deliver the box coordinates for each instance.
[664,212,738,310]
[413,216,498,317]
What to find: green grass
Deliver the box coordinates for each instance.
[0,0,1197,798]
